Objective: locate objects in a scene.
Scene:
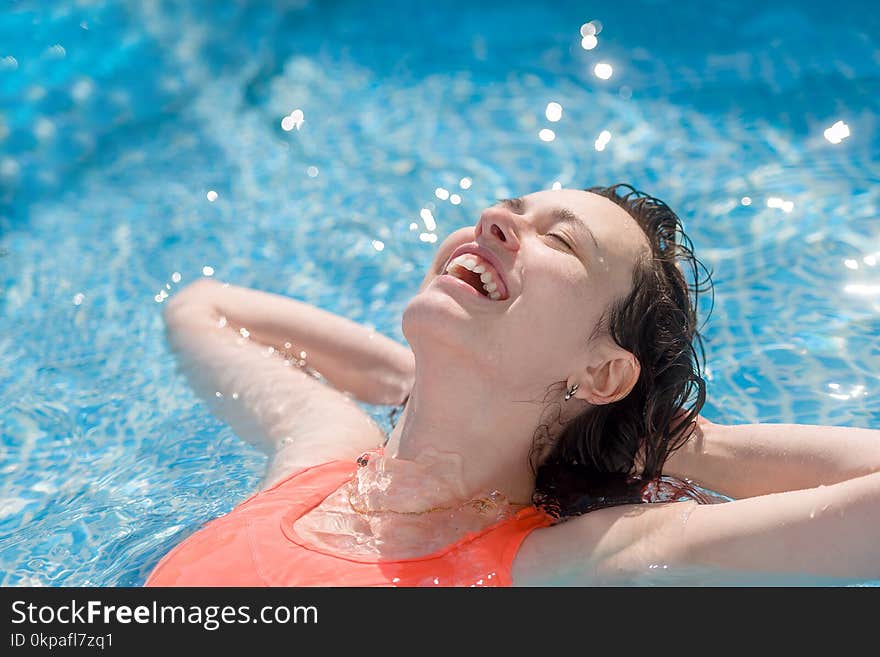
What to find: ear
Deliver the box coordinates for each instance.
[576,351,640,405]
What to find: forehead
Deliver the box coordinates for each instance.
[523,188,649,258]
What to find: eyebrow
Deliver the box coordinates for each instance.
[499,197,601,252]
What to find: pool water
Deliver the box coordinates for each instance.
[1,0,878,586]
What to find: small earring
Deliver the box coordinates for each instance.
[564,383,579,401]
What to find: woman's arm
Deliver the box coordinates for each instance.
[664,415,880,499]
[167,278,415,406]
[163,280,399,470]
[656,471,880,584]
[515,471,880,585]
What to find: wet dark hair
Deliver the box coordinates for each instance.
[389,183,715,520]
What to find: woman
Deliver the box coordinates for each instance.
[146,184,880,586]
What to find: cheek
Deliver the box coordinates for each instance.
[503,274,599,362]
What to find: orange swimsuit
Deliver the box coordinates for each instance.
[145,459,555,587]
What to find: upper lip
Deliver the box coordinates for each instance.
[442,242,510,300]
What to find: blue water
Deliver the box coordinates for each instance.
[1,0,878,586]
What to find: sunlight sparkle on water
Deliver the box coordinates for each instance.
[538,128,556,142]
[420,208,436,231]
[594,130,612,151]
[545,102,563,122]
[281,108,305,131]
[580,20,602,41]
[843,284,880,296]
[823,120,850,144]
[766,197,794,213]
[594,63,613,79]
[206,190,218,202]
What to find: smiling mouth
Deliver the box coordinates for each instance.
[442,252,507,300]
[438,272,487,301]
[446,263,489,297]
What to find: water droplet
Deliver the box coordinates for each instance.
[202,265,214,276]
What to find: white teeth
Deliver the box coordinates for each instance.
[446,253,505,300]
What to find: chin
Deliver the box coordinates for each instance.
[401,289,484,358]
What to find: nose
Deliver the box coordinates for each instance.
[476,205,521,252]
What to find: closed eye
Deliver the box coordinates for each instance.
[548,233,573,250]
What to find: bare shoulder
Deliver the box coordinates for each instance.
[511,500,697,586]
[260,400,387,490]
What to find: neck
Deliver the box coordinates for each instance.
[381,344,552,510]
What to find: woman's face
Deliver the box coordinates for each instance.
[403,189,650,392]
